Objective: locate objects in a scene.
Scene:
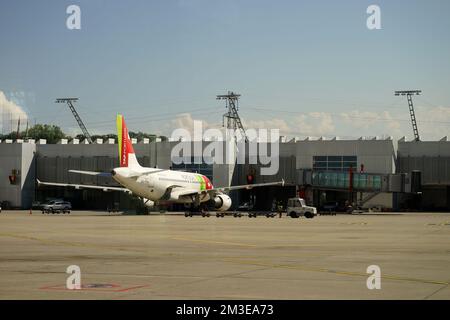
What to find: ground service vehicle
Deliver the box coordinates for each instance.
[287,198,317,218]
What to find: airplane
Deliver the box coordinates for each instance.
[37,114,284,213]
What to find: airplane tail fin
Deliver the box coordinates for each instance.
[116,114,141,169]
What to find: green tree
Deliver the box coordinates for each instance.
[129,131,157,141]
[26,124,66,144]
[0,125,166,143]
[91,134,118,142]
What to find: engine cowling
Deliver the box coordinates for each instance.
[213,194,232,211]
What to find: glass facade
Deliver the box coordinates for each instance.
[313,155,357,172]
[312,171,382,191]
[311,155,382,191]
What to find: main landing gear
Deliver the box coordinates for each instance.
[184,204,210,217]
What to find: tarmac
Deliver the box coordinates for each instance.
[0,210,449,300]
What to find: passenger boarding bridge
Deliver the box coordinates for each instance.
[296,169,422,206]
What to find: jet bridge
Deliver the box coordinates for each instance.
[297,170,419,193]
[296,169,421,207]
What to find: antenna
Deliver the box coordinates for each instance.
[56,98,93,144]
[216,91,248,142]
[395,90,421,142]
[16,117,20,139]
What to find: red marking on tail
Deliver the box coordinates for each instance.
[120,117,135,167]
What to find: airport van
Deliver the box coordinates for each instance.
[287,198,317,219]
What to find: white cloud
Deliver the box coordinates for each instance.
[243,118,291,133]
[340,110,399,130]
[415,105,450,140]
[338,106,450,140]
[169,113,220,132]
[295,112,335,136]
[139,106,450,141]
[339,110,403,138]
[243,113,335,137]
[0,91,29,133]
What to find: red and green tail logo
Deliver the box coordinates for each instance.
[196,175,213,190]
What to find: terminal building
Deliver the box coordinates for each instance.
[1,135,447,211]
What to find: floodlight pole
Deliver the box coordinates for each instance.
[217,91,248,142]
[395,90,422,142]
[56,98,93,144]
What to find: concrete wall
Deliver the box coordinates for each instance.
[398,140,450,185]
[21,143,36,208]
[0,143,36,208]
[398,140,450,157]
[292,139,395,174]
[0,144,23,207]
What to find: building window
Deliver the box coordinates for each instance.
[313,156,357,172]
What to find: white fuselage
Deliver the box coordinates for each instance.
[112,167,212,204]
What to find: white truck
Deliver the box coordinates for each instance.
[287,197,317,219]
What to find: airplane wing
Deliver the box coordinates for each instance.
[170,180,286,199]
[170,188,199,198]
[159,185,202,201]
[209,179,285,193]
[69,168,167,178]
[69,170,112,177]
[37,179,131,193]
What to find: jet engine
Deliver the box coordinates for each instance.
[213,194,232,211]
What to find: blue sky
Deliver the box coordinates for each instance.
[1,0,450,139]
